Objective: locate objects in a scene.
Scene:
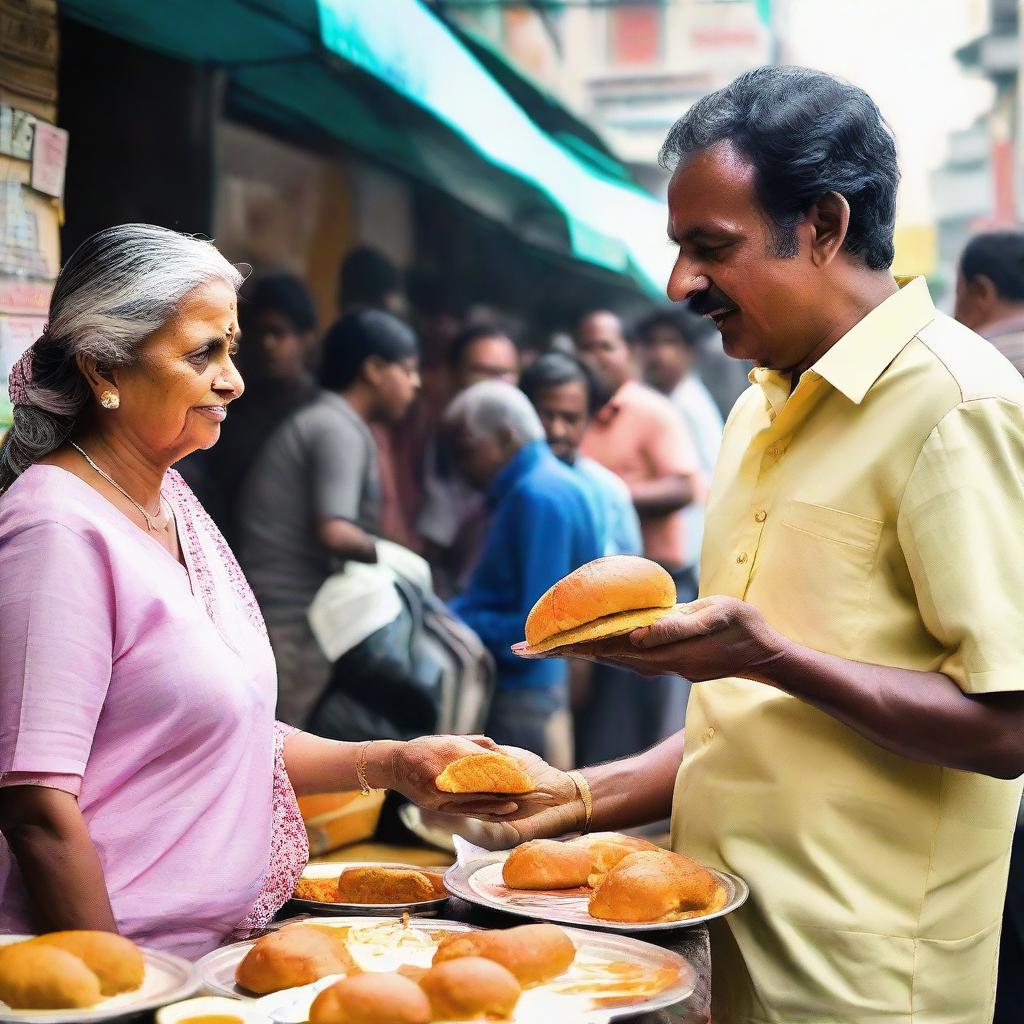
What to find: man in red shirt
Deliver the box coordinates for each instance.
[576,310,702,593]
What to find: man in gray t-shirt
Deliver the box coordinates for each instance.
[238,310,420,725]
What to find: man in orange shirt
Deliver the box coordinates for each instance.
[576,309,701,594]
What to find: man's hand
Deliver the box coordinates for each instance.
[561,596,788,682]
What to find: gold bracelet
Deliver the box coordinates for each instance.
[567,770,594,833]
[356,740,374,795]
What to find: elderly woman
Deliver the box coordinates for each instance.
[0,224,503,958]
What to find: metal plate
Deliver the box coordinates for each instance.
[444,850,749,932]
[196,916,695,1022]
[287,862,449,917]
[0,937,199,1024]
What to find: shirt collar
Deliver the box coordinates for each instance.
[981,311,1024,341]
[487,439,547,505]
[807,276,936,405]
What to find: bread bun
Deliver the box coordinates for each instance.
[431,924,575,987]
[418,957,521,1020]
[335,867,440,905]
[235,925,357,994]
[588,850,725,923]
[0,942,103,1009]
[434,753,533,794]
[30,931,144,996]
[501,840,592,890]
[520,556,677,655]
[309,972,430,1024]
[569,832,660,887]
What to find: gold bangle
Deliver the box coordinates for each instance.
[567,770,594,833]
[356,740,374,795]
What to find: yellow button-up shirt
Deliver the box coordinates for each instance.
[671,278,1024,1023]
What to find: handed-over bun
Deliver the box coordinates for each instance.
[588,850,725,923]
[520,556,677,655]
[235,925,357,994]
[502,840,592,890]
[0,943,103,1009]
[434,752,533,794]
[432,924,575,987]
[30,931,145,996]
[309,972,430,1024]
[419,957,521,1020]
[335,867,440,905]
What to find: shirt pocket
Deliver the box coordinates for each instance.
[754,500,883,656]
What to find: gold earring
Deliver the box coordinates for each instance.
[100,390,120,410]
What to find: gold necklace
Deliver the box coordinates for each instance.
[70,442,171,532]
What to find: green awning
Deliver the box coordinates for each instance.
[58,0,671,296]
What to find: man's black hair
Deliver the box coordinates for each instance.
[447,324,516,369]
[319,309,418,391]
[520,352,602,417]
[337,246,402,310]
[634,308,715,350]
[248,274,317,333]
[960,231,1024,302]
[660,66,900,270]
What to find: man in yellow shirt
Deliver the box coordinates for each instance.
[487,66,1024,1023]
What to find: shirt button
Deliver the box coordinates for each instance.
[754,510,767,523]
[703,726,716,742]
[736,552,748,564]
[767,446,782,459]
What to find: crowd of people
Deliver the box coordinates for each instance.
[177,251,750,771]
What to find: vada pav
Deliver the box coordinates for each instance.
[418,957,521,1020]
[309,972,430,1024]
[514,556,680,657]
[29,930,145,995]
[335,867,440,905]
[434,752,533,794]
[501,840,592,890]
[431,924,575,987]
[588,850,725,923]
[0,943,103,1009]
[569,832,660,887]
[235,925,357,994]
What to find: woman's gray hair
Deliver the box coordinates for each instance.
[444,379,545,448]
[0,224,244,491]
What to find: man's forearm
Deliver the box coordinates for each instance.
[755,640,1024,779]
[582,730,685,831]
[318,518,378,563]
[630,475,695,517]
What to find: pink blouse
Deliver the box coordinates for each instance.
[0,465,307,958]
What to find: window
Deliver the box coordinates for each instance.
[607,5,663,67]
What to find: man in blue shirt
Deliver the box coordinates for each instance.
[446,380,603,768]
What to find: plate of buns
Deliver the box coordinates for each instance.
[290,863,449,916]
[444,833,748,932]
[195,916,695,1021]
[0,931,198,1023]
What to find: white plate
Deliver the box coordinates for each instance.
[288,862,450,916]
[195,916,694,1022]
[444,850,749,933]
[0,936,199,1024]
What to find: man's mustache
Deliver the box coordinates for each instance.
[688,288,739,318]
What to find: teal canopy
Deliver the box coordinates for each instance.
[60,0,672,295]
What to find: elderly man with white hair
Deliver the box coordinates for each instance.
[446,380,602,767]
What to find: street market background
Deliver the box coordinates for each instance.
[0,0,1021,430]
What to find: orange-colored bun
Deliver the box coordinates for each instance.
[235,925,357,994]
[0,943,103,1009]
[419,957,521,1020]
[502,840,592,890]
[569,832,660,887]
[335,867,440,905]
[431,924,575,987]
[309,972,430,1024]
[434,753,533,794]
[588,850,724,923]
[29,931,144,996]
[523,556,677,654]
